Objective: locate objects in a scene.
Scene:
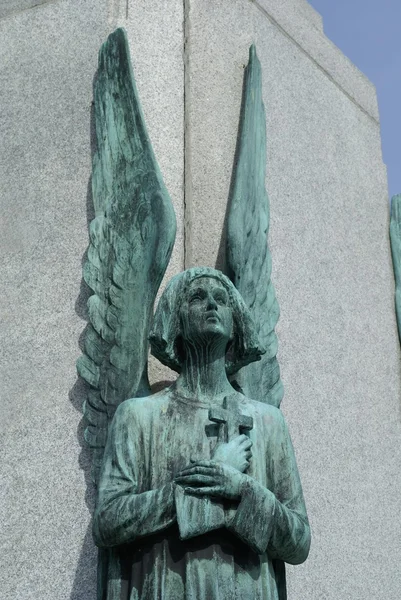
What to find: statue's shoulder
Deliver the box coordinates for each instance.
[115,388,172,421]
[239,392,284,424]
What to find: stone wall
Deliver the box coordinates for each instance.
[1,1,399,599]
[0,2,183,598]
[184,3,399,599]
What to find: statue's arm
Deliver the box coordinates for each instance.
[92,402,176,548]
[228,411,310,563]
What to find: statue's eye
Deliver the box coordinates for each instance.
[189,290,205,303]
[214,291,228,305]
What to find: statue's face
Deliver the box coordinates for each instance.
[180,277,234,345]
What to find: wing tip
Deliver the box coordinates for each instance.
[391,193,401,223]
[248,44,261,70]
[99,27,128,56]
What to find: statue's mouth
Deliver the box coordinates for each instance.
[205,311,220,322]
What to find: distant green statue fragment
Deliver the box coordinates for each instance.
[93,267,310,599]
[77,28,310,600]
[390,194,401,344]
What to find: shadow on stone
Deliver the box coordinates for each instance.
[151,379,175,394]
[69,78,98,600]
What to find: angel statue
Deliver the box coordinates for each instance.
[77,28,310,600]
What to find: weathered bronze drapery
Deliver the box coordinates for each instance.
[77,28,310,599]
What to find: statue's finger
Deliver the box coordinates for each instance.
[176,460,214,474]
[239,437,252,448]
[189,460,216,469]
[177,465,193,475]
[175,474,216,485]
[178,464,218,474]
[235,434,249,444]
[175,466,216,477]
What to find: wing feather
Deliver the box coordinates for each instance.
[226,45,283,407]
[77,28,176,483]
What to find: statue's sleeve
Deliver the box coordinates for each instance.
[92,402,176,548]
[228,410,310,563]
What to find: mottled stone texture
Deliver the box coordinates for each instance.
[185,2,399,600]
[0,1,183,599]
[1,0,399,599]
[0,0,49,19]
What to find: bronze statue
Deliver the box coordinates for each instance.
[93,268,310,599]
[77,28,310,600]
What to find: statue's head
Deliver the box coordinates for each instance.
[150,267,265,374]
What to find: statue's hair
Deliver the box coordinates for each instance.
[149,267,265,375]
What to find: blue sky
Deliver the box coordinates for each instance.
[308,0,401,199]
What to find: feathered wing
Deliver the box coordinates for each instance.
[226,46,286,598]
[390,194,401,344]
[77,28,176,483]
[226,45,283,408]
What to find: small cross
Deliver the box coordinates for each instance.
[208,396,253,442]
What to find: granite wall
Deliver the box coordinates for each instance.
[1,0,399,599]
[184,3,400,599]
[0,1,183,598]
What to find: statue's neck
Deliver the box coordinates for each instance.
[175,342,233,403]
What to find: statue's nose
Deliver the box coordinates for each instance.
[206,294,218,310]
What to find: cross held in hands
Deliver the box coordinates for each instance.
[208,395,253,442]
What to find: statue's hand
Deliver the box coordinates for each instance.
[175,460,246,501]
[211,434,252,472]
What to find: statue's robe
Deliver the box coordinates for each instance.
[93,389,310,600]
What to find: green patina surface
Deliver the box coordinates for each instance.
[77,27,176,483]
[77,29,309,600]
[76,28,176,599]
[226,46,283,408]
[93,268,310,600]
[390,194,401,344]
